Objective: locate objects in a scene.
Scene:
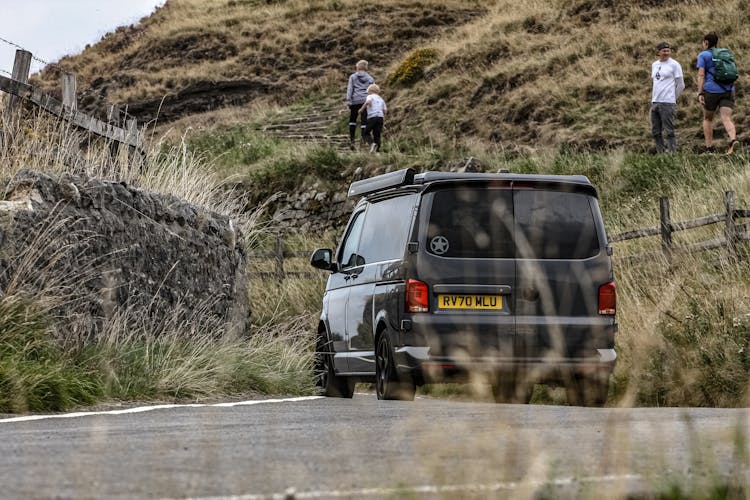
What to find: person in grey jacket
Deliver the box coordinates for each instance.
[346,60,375,150]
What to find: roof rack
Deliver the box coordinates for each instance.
[347,168,415,198]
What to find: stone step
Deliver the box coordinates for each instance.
[254,99,355,150]
[263,122,332,131]
[265,112,342,124]
[275,133,350,142]
[262,117,348,128]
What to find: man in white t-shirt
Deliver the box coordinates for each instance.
[651,41,685,153]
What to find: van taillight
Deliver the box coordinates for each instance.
[406,279,429,313]
[598,282,616,316]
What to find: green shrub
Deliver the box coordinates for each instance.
[386,48,439,87]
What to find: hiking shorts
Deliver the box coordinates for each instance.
[703,91,735,112]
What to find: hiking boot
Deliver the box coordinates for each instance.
[727,140,740,154]
[697,145,717,155]
[349,141,356,151]
[369,144,378,154]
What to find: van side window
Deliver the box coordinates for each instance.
[338,211,366,269]
[358,194,417,264]
[514,190,599,259]
[426,188,514,258]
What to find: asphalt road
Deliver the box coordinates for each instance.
[1,394,749,499]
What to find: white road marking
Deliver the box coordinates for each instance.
[173,474,644,500]
[0,396,324,424]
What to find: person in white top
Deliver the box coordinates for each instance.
[651,41,685,153]
[359,84,388,153]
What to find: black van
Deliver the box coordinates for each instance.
[310,168,616,406]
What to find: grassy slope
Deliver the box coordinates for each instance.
[13,0,750,408]
[32,0,748,151]
[386,0,750,152]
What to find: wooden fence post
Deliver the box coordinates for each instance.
[107,105,123,166]
[61,73,77,111]
[60,73,81,157]
[659,196,672,261]
[6,49,32,112]
[108,104,122,126]
[125,118,145,172]
[725,191,737,259]
[275,236,286,281]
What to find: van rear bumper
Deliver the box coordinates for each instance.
[394,346,617,383]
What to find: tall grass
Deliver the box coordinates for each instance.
[202,116,750,408]
[5,66,750,412]
[0,294,100,412]
[0,108,316,413]
[614,249,750,407]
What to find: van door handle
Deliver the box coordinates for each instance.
[350,274,359,280]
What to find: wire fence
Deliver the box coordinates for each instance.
[0,35,67,74]
[0,35,135,123]
[0,38,143,152]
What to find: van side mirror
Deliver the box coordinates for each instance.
[310,248,337,271]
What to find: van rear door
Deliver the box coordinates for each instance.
[415,185,516,362]
[512,187,614,362]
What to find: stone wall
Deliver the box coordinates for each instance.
[0,169,248,338]
[271,182,355,232]
[268,160,485,232]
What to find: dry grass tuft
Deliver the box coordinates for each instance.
[0,105,315,412]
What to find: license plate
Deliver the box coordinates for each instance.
[438,294,503,310]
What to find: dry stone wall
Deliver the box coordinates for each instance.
[271,184,355,232]
[0,169,248,338]
[268,160,485,232]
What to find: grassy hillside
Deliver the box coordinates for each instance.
[4,0,750,411]
[32,0,748,151]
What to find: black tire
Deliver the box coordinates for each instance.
[565,375,609,407]
[492,372,533,404]
[314,334,354,398]
[375,334,415,401]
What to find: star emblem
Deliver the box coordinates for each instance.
[430,236,449,255]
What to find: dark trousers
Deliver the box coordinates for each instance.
[349,105,367,141]
[650,102,677,152]
[363,116,384,151]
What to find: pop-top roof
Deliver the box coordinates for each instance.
[347,168,594,199]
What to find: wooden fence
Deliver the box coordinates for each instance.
[609,190,749,261]
[248,237,317,280]
[0,49,141,154]
[252,191,749,280]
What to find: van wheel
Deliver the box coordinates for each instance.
[314,335,354,398]
[565,375,608,407]
[492,373,533,404]
[375,334,415,401]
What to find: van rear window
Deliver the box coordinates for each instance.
[426,188,515,259]
[514,190,599,259]
[425,188,600,259]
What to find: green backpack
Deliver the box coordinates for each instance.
[711,48,739,85]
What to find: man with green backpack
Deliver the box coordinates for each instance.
[696,32,740,154]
